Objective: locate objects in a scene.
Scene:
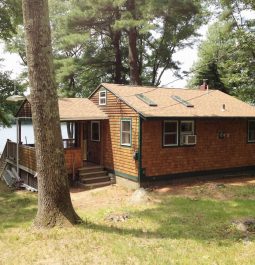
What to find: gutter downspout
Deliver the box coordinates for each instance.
[138,115,143,186]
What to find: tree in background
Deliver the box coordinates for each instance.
[66,0,205,89]
[0,0,22,40]
[188,21,229,92]
[22,0,80,227]
[5,0,205,95]
[0,0,24,125]
[190,0,255,103]
[0,71,25,126]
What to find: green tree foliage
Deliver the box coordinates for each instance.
[0,71,25,125]
[188,22,230,92]
[55,0,206,93]
[189,1,255,103]
[0,0,22,40]
[3,0,205,95]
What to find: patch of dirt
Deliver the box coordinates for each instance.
[70,184,132,210]
[69,177,255,209]
[152,177,255,200]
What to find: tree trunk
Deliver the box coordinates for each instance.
[22,0,81,228]
[113,30,122,84]
[127,0,141,85]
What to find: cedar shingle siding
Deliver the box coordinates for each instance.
[142,119,255,178]
[90,89,139,179]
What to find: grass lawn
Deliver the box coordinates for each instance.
[1,179,255,265]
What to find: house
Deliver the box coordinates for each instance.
[1,83,255,189]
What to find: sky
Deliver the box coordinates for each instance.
[0,42,24,77]
[0,25,208,89]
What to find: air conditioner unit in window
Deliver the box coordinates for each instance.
[181,135,197,145]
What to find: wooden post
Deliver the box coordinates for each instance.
[18,119,22,144]
[16,118,19,177]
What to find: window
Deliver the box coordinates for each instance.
[61,122,78,148]
[180,121,194,145]
[163,121,178,146]
[121,119,132,146]
[91,121,100,141]
[248,120,255,143]
[163,120,196,147]
[99,90,106,105]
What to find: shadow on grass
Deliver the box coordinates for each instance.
[0,182,37,232]
[80,196,255,242]
[1,180,255,243]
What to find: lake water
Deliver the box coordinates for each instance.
[0,123,69,153]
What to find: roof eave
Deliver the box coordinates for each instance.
[60,116,109,121]
[143,115,255,119]
[88,83,104,99]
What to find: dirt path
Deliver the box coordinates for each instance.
[69,176,255,209]
[70,185,132,210]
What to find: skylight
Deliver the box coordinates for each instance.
[171,95,194,108]
[136,94,157,107]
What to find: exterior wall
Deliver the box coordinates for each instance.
[16,100,32,118]
[142,118,255,178]
[90,88,139,179]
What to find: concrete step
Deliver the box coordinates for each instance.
[80,175,110,184]
[78,166,104,174]
[79,171,107,178]
[79,180,112,190]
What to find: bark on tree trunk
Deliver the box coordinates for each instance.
[127,0,141,85]
[22,0,81,228]
[112,30,122,84]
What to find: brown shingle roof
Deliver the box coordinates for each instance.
[58,98,108,120]
[17,98,108,120]
[100,83,255,118]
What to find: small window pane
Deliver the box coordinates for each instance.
[100,98,106,104]
[61,122,77,148]
[181,122,193,133]
[122,121,131,132]
[248,121,255,142]
[99,90,106,105]
[122,132,131,145]
[164,134,177,145]
[165,122,177,133]
[121,120,131,146]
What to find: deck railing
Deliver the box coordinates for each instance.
[7,140,17,161]
[0,140,9,161]
[19,144,37,172]
[3,140,82,175]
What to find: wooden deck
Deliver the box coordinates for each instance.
[2,140,83,176]
[1,140,113,190]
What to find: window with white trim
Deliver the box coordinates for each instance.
[180,120,194,145]
[163,121,178,146]
[121,119,132,146]
[91,121,100,141]
[248,120,255,143]
[99,90,106,105]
